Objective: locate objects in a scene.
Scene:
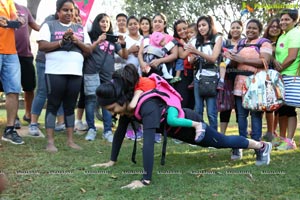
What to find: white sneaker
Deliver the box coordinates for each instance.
[103,131,114,143]
[85,128,97,141]
[28,124,40,137]
[54,123,65,132]
[75,120,88,131]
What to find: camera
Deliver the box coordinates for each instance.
[106,34,119,43]
[6,20,22,28]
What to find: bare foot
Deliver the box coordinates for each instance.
[67,142,82,150]
[194,123,206,143]
[46,143,58,153]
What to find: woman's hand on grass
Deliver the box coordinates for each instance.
[121,180,146,190]
[91,160,115,168]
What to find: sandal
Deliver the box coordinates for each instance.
[170,77,181,84]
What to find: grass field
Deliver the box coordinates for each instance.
[0,109,299,200]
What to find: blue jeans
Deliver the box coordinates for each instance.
[85,94,96,130]
[194,78,218,130]
[85,95,112,132]
[235,96,262,141]
[31,61,63,116]
[102,108,112,133]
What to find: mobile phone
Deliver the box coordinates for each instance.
[222,47,229,52]
[6,20,22,28]
[106,34,119,43]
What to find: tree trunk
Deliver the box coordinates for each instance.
[27,0,41,19]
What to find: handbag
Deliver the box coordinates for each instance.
[197,57,218,97]
[217,78,235,112]
[283,68,300,107]
[242,58,285,111]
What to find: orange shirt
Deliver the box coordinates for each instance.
[135,77,156,92]
[0,0,18,54]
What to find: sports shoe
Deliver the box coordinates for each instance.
[276,139,297,151]
[54,123,65,132]
[23,115,31,123]
[1,128,24,145]
[262,132,275,142]
[28,123,40,137]
[125,129,135,140]
[255,142,272,166]
[231,149,243,160]
[103,131,114,143]
[217,80,225,90]
[272,136,283,147]
[85,128,97,141]
[75,120,88,131]
[14,118,21,129]
[136,128,143,140]
[155,133,161,143]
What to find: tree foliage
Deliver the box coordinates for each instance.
[124,0,300,34]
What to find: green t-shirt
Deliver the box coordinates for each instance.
[275,26,300,76]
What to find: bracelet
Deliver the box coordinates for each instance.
[121,43,126,49]
[58,40,62,47]
[140,179,150,186]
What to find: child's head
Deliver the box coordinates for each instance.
[73,6,82,24]
[187,23,197,40]
[150,31,166,47]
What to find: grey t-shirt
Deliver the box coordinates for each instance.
[84,40,121,83]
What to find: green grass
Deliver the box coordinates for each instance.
[0,109,299,200]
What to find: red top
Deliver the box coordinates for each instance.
[135,77,156,92]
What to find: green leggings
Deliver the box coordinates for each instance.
[166,107,193,127]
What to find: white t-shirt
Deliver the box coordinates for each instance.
[125,34,143,72]
[38,22,91,76]
[190,35,222,79]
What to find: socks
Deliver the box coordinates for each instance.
[5,126,14,132]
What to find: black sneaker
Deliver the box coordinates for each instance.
[2,128,24,145]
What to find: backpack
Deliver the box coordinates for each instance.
[194,33,223,69]
[134,74,184,120]
[236,37,271,54]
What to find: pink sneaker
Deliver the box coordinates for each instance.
[276,138,297,150]
[125,129,135,140]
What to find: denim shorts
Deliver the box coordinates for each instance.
[84,73,100,96]
[0,54,21,94]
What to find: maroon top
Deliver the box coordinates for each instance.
[14,3,35,57]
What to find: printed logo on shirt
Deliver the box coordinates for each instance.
[99,41,115,54]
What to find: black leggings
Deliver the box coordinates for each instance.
[45,74,82,128]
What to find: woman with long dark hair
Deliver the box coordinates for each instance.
[83,13,128,142]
